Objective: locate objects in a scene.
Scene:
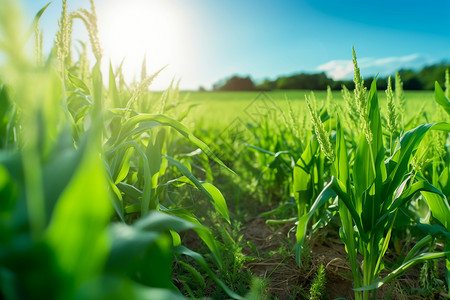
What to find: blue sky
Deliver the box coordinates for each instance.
[19,0,450,90]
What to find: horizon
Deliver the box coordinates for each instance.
[19,0,450,90]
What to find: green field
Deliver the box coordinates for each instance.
[176,90,437,128]
[1,1,450,300]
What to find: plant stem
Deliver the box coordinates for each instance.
[389,133,393,157]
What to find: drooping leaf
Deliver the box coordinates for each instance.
[133,210,203,233]
[161,207,222,268]
[165,155,230,223]
[421,191,450,230]
[355,252,450,291]
[386,122,450,198]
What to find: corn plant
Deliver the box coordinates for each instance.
[296,51,450,299]
[241,93,337,227]
[0,1,242,299]
[293,97,337,236]
[60,0,235,269]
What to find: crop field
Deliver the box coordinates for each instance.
[172,90,437,128]
[1,1,450,300]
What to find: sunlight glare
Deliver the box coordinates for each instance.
[98,0,186,88]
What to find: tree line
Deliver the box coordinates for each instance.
[210,62,450,91]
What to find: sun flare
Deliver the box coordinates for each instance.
[98,0,185,85]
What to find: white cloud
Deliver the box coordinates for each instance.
[317,54,436,80]
[317,60,353,80]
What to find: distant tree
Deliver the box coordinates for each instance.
[279,72,331,90]
[397,63,450,90]
[212,78,226,91]
[416,64,448,89]
[214,75,256,91]
[330,80,354,90]
[403,77,423,90]
[213,62,450,92]
[198,86,206,92]
[258,72,331,90]
[258,79,277,91]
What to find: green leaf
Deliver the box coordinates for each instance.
[106,175,125,222]
[388,179,444,213]
[431,122,450,131]
[76,277,186,300]
[121,233,175,289]
[177,103,199,122]
[0,85,12,141]
[386,122,450,198]
[201,182,230,222]
[91,62,103,121]
[293,136,319,216]
[438,167,450,197]
[107,223,160,271]
[165,155,230,223]
[133,210,203,233]
[355,252,450,291]
[421,191,450,230]
[66,71,90,95]
[161,207,223,268]
[403,235,433,262]
[333,113,348,189]
[435,81,450,116]
[146,129,165,189]
[416,224,450,241]
[67,92,92,124]
[34,2,51,22]
[296,180,336,266]
[42,128,83,224]
[117,114,234,174]
[45,139,111,290]
[117,182,142,202]
[110,147,133,184]
[29,2,51,37]
[109,141,153,214]
[108,62,121,108]
[354,79,386,230]
[107,211,210,290]
[329,177,365,238]
[0,163,17,213]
